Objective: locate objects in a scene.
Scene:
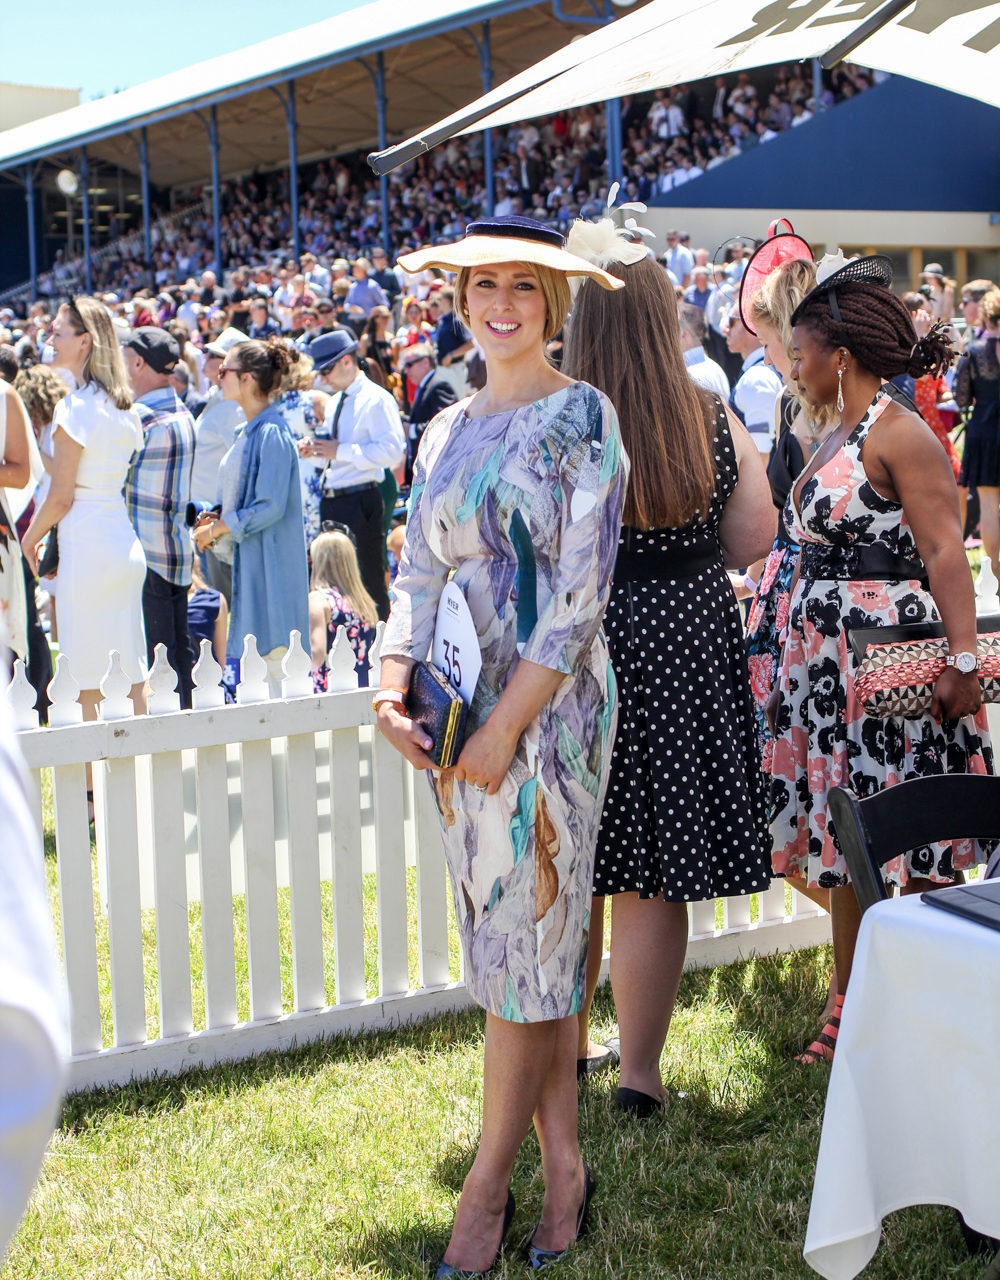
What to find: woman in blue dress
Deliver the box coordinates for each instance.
[377,218,626,1275]
[194,339,309,696]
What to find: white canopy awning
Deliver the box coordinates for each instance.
[370,0,1000,173]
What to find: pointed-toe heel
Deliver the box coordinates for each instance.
[525,1163,595,1271]
[434,1189,515,1277]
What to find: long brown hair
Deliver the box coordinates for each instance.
[563,255,716,528]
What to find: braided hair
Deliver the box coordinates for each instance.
[792,280,955,380]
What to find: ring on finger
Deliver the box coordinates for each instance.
[470,782,486,793]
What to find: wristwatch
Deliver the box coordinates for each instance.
[945,651,979,675]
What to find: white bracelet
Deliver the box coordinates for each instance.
[372,689,407,712]
[743,573,758,593]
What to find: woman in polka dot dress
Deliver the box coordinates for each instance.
[564,239,776,1114]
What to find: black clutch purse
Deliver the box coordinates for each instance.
[405,660,467,769]
[36,526,59,578]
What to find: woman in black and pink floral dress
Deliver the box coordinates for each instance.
[307,529,377,689]
[769,256,992,1065]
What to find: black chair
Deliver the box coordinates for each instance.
[830,773,1000,1273]
[828,774,1000,916]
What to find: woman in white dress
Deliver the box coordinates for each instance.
[22,297,146,719]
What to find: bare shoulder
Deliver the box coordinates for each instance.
[868,398,937,457]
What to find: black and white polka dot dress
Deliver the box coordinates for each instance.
[593,403,771,901]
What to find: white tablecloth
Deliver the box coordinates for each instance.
[804,893,1000,1279]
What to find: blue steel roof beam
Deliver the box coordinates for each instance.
[550,0,613,26]
[0,0,548,174]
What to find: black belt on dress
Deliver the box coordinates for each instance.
[612,529,723,585]
[324,481,378,498]
[799,541,928,585]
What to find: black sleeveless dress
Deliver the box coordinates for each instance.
[592,399,771,900]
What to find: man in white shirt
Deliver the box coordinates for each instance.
[175,282,200,337]
[663,231,694,288]
[677,302,730,400]
[300,252,331,296]
[306,330,405,619]
[0,681,65,1260]
[725,308,783,458]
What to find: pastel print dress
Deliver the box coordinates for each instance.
[277,388,325,549]
[381,382,627,1022]
[770,389,992,890]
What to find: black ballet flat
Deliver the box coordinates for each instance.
[434,1189,515,1278]
[525,1163,595,1271]
[611,1086,665,1118]
[576,1037,620,1080]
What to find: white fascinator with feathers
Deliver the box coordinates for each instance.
[565,182,655,291]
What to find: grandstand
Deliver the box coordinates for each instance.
[3,0,1000,302]
[0,0,631,293]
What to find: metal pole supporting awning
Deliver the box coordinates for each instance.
[368,0,1000,176]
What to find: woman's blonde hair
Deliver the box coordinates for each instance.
[564,254,715,529]
[748,258,838,433]
[60,297,132,409]
[980,287,1000,326]
[280,345,317,393]
[309,531,378,627]
[454,263,571,344]
[14,364,68,432]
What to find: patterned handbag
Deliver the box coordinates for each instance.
[850,616,1000,718]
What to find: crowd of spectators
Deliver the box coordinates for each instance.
[19,63,882,303]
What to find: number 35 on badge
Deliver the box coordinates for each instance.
[432,581,482,707]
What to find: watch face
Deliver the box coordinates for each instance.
[956,652,978,675]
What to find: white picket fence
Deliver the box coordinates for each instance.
[6,628,831,1094]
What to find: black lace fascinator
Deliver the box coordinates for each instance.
[790,252,893,326]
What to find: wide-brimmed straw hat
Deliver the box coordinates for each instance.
[397,216,624,290]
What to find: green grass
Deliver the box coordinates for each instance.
[3,950,987,1279]
[12,752,989,1278]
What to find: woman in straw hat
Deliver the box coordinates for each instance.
[376,216,627,1274]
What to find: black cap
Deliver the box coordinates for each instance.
[124,326,181,373]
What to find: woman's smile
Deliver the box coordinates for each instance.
[466,263,547,358]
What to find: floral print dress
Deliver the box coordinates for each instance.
[770,389,992,889]
[277,388,326,549]
[310,586,376,691]
[381,383,627,1022]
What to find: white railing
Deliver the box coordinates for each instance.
[6,629,831,1094]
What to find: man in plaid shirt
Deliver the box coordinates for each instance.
[123,329,197,707]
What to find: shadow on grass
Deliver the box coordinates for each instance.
[61,1003,488,1129]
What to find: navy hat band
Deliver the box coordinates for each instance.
[464,217,565,249]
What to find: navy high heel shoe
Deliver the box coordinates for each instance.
[525,1163,596,1271]
[434,1189,515,1278]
